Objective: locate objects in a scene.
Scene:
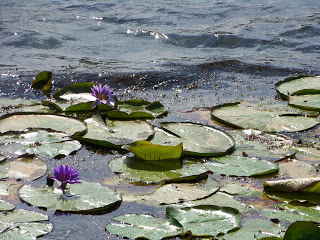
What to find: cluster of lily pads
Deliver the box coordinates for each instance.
[0,72,320,239]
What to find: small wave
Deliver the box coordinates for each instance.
[5,33,62,49]
[280,25,320,39]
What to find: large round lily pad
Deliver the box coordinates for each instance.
[221,218,285,240]
[77,112,154,148]
[275,75,320,100]
[227,129,293,160]
[109,156,209,184]
[203,156,278,177]
[0,130,82,159]
[0,209,53,239]
[18,181,122,213]
[0,155,47,181]
[150,123,235,157]
[166,205,241,237]
[106,214,182,240]
[289,92,320,111]
[124,180,219,205]
[0,113,87,136]
[211,102,319,132]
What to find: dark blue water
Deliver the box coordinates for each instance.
[0,1,320,239]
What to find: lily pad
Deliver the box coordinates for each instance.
[32,71,52,95]
[0,113,87,136]
[260,208,320,224]
[0,200,14,211]
[0,209,53,239]
[0,180,22,202]
[292,147,320,163]
[203,156,278,177]
[0,155,47,181]
[129,141,183,161]
[283,221,320,240]
[108,156,209,184]
[289,93,320,111]
[166,205,241,237]
[277,159,318,179]
[124,179,219,205]
[106,99,168,119]
[106,214,182,240]
[211,102,319,132]
[180,191,247,213]
[76,112,154,148]
[221,219,285,240]
[227,129,294,160]
[53,82,95,101]
[18,181,122,213]
[0,130,82,159]
[275,75,320,100]
[150,123,235,157]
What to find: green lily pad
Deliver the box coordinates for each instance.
[0,155,47,181]
[18,181,122,213]
[203,156,278,177]
[292,147,320,163]
[0,113,87,136]
[211,102,319,132]
[0,130,81,159]
[166,205,241,237]
[0,209,53,239]
[129,141,183,161]
[283,221,320,240]
[76,112,154,148]
[0,180,22,202]
[275,203,320,223]
[0,200,14,211]
[289,93,320,111]
[150,123,235,157]
[124,179,219,205]
[227,129,294,160]
[221,219,285,240]
[180,192,247,213]
[53,82,95,101]
[260,208,320,224]
[275,75,320,100]
[32,71,52,95]
[108,156,209,184]
[106,99,168,119]
[106,214,182,240]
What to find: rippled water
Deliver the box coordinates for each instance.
[0,1,320,239]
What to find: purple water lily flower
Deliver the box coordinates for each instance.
[91,83,116,108]
[49,165,81,191]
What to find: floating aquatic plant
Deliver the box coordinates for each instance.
[48,165,81,192]
[91,83,116,108]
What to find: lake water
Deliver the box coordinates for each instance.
[0,0,320,239]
